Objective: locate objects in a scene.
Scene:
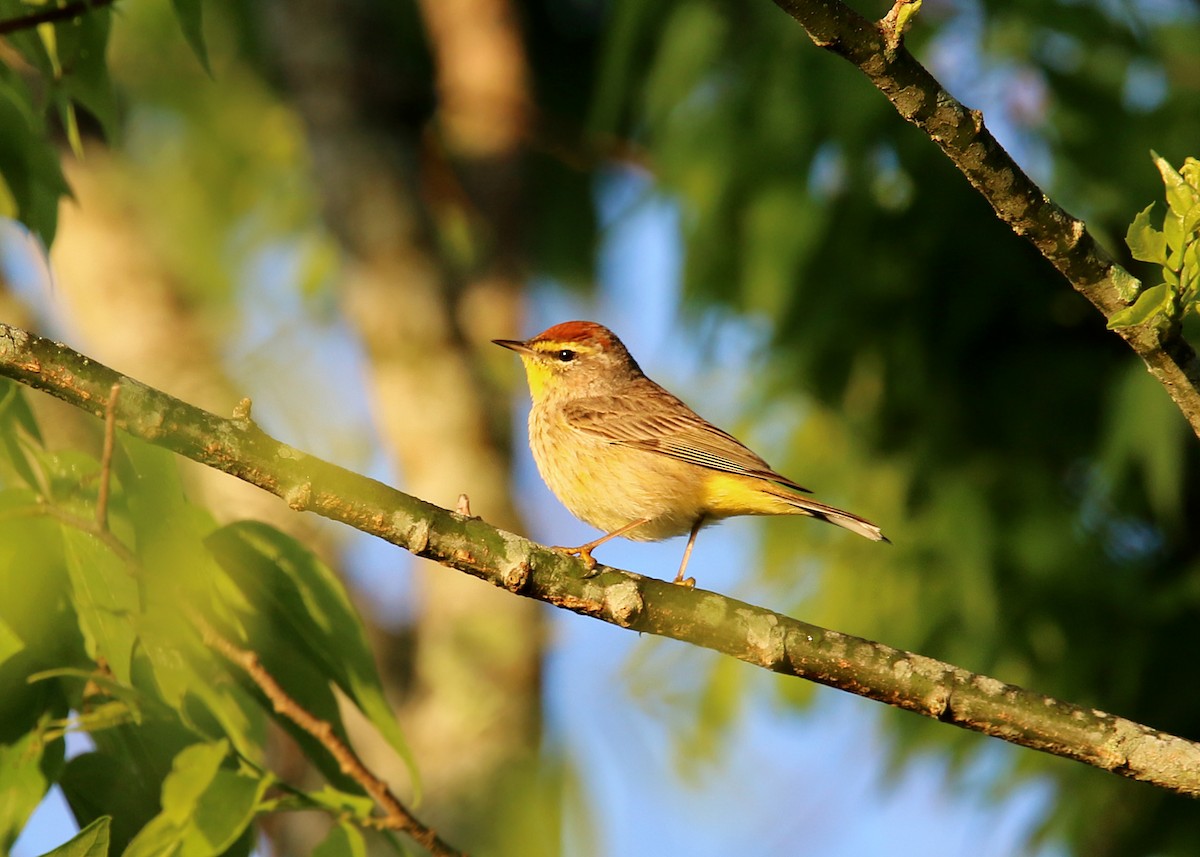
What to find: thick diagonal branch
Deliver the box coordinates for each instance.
[3,322,1200,796]
[769,0,1200,438]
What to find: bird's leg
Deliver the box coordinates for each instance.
[554,517,654,572]
[673,516,705,588]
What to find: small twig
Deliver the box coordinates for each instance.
[456,493,472,516]
[96,383,120,530]
[0,0,116,36]
[193,614,466,857]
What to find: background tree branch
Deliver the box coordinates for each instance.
[4,321,1200,797]
[768,0,1200,437]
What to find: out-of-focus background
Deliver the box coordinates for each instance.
[4,0,1200,854]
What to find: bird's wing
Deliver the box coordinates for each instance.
[560,389,811,494]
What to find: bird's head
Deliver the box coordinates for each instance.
[493,320,643,402]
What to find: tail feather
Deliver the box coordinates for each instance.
[785,495,889,543]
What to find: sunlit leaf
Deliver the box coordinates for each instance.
[1183,203,1200,236]
[304,785,376,817]
[312,822,367,857]
[1153,150,1200,218]
[36,815,110,857]
[1106,282,1173,329]
[1163,210,1184,259]
[122,748,267,857]
[207,522,420,794]
[1124,203,1166,264]
[60,528,139,685]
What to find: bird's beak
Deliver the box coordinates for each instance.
[492,338,536,356]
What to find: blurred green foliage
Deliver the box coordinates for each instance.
[585,1,1200,854]
[0,378,417,854]
[3,0,1200,854]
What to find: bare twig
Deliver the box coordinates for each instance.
[768,0,1200,438]
[0,0,117,36]
[192,613,466,857]
[97,383,120,530]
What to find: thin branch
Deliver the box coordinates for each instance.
[192,613,466,857]
[3,323,1200,795]
[768,0,1200,438]
[96,382,120,530]
[0,0,116,36]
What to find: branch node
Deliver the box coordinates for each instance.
[285,482,314,511]
[502,560,530,593]
[232,397,254,424]
[602,579,644,627]
[407,518,432,555]
[879,0,922,54]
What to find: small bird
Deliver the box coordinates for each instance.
[494,321,887,586]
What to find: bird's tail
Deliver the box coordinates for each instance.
[776,492,889,543]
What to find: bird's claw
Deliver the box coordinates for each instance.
[672,575,696,589]
[552,544,600,576]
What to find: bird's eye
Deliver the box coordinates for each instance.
[555,349,576,362]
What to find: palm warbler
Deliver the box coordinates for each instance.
[495,321,887,585]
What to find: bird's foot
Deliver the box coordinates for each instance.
[672,573,696,589]
[552,543,601,577]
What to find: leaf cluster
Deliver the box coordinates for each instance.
[1111,153,1200,331]
[0,379,413,856]
[0,0,206,244]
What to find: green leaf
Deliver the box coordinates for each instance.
[304,785,376,817]
[123,740,266,857]
[1106,282,1174,329]
[1153,150,1200,219]
[48,2,118,140]
[0,374,45,445]
[207,522,420,795]
[312,822,367,857]
[0,81,70,243]
[60,528,139,685]
[189,767,270,855]
[1125,203,1167,265]
[1183,202,1200,236]
[0,728,50,851]
[61,748,184,854]
[111,436,223,709]
[169,0,212,75]
[37,816,111,857]
[1163,210,1184,260]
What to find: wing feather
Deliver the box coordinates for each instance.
[560,387,811,494]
